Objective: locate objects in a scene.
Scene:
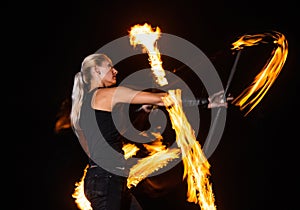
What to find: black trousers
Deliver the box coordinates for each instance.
[84,166,143,210]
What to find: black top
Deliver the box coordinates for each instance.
[79,87,125,171]
[95,109,122,153]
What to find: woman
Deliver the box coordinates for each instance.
[70,53,230,210]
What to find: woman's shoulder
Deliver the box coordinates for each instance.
[94,86,140,104]
[94,86,133,100]
[94,86,116,97]
[92,87,116,111]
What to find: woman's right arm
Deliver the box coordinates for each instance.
[114,86,167,106]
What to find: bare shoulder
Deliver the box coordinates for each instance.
[95,86,137,97]
[115,86,139,94]
[92,87,117,110]
[92,86,139,109]
[95,87,117,96]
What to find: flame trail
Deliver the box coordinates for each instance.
[125,130,181,188]
[162,89,216,209]
[129,23,216,210]
[129,23,168,86]
[231,31,288,116]
[127,148,181,188]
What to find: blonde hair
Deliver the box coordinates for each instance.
[70,53,111,133]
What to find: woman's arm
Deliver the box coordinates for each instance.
[182,90,233,108]
[114,86,167,106]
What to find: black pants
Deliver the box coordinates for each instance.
[84,166,143,210]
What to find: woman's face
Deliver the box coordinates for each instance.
[98,60,118,87]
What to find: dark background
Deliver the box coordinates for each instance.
[7,0,298,209]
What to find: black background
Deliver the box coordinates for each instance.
[7,0,298,209]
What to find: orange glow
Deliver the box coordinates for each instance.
[128,23,216,210]
[54,116,70,133]
[231,31,288,116]
[72,165,92,210]
[54,99,71,133]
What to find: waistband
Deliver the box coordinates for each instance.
[88,158,126,171]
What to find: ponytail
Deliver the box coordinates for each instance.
[70,53,110,134]
[70,71,86,132]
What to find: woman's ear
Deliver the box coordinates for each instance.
[94,66,101,75]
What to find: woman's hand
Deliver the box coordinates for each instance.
[140,104,154,112]
[208,90,233,108]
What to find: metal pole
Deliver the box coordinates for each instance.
[203,50,242,153]
[224,50,242,97]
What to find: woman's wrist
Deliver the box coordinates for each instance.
[181,97,209,108]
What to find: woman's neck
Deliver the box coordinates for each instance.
[90,80,104,91]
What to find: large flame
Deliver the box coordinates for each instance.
[162,90,216,209]
[128,23,216,210]
[129,23,168,86]
[231,31,288,116]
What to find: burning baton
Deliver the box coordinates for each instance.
[55,23,288,210]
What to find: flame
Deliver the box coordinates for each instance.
[231,31,288,116]
[127,148,181,188]
[126,132,180,188]
[54,100,92,210]
[143,132,165,155]
[162,90,216,209]
[128,23,216,210]
[54,98,71,133]
[122,143,140,159]
[72,165,92,210]
[129,23,168,86]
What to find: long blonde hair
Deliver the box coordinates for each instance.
[70,53,111,133]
